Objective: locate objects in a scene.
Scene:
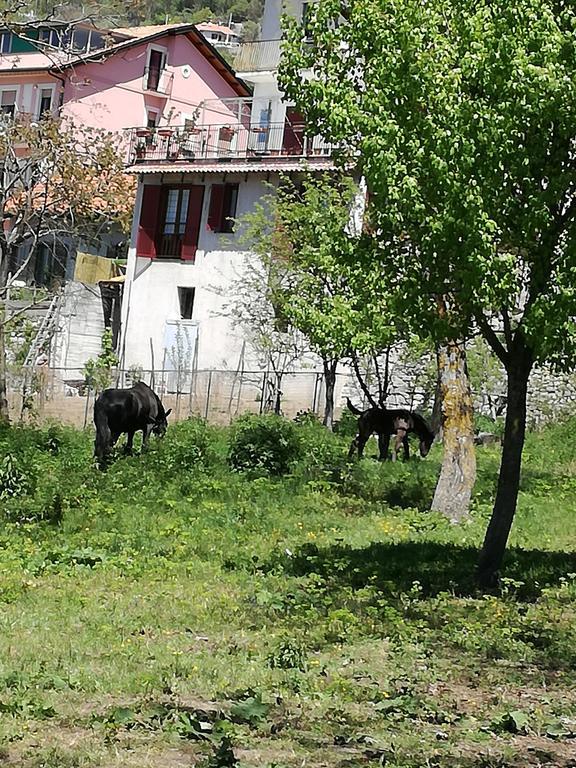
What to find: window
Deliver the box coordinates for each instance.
[0,89,17,116]
[89,32,104,51]
[38,28,60,47]
[136,184,204,261]
[37,87,53,117]
[146,109,159,128]
[71,27,89,52]
[0,33,13,53]
[159,187,190,258]
[146,48,166,91]
[178,287,195,320]
[207,184,239,233]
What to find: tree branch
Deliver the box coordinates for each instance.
[350,351,378,408]
[475,313,509,366]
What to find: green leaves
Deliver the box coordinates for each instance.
[234,172,402,363]
[280,0,576,364]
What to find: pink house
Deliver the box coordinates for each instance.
[0,22,250,286]
[0,22,249,133]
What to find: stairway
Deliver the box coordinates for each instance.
[51,282,106,376]
[23,291,63,367]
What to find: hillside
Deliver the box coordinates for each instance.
[32,0,264,37]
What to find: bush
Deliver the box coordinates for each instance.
[0,453,33,500]
[341,460,437,510]
[155,418,216,473]
[293,419,348,483]
[228,414,301,476]
[474,412,505,437]
[333,407,359,438]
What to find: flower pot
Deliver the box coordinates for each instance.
[219,126,236,141]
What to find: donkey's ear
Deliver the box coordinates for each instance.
[164,408,172,418]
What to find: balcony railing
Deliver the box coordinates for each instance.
[142,66,174,96]
[126,122,333,166]
[234,39,282,72]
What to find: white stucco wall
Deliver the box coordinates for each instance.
[120,173,278,372]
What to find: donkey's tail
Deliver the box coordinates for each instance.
[346,397,364,416]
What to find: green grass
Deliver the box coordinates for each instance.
[0,417,575,767]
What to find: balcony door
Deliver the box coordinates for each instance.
[147,48,166,91]
[282,108,305,155]
[136,185,204,261]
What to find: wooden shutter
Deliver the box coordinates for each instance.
[207,184,225,231]
[181,186,205,261]
[136,185,161,257]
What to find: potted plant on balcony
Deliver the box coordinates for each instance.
[219,125,236,141]
[135,127,152,138]
[135,141,146,160]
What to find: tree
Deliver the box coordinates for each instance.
[0,115,135,422]
[280,0,576,582]
[235,174,399,428]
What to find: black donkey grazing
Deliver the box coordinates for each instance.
[94,381,171,468]
[346,398,434,461]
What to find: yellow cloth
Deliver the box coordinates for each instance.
[73,253,121,284]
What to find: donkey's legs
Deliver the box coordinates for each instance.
[378,432,390,461]
[391,429,407,462]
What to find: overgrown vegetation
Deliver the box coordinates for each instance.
[0,415,574,766]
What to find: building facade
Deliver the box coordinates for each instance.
[118,0,342,392]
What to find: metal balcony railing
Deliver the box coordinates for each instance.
[126,122,334,165]
[234,39,282,72]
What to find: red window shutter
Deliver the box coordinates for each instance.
[207,184,225,231]
[136,185,161,257]
[181,186,205,261]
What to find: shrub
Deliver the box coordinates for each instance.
[228,414,301,476]
[333,407,359,438]
[0,453,34,500]
[474,413,505,437]
[341,460,437,510]
[156,417,215,473]
[293,419,348,483]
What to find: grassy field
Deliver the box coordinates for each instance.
[0,414,575,768]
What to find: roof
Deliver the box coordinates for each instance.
[113,24,191,38]
[125,159,337,174]
[0,23,250,97]
[196,23,239,36]
[0,51,68,72]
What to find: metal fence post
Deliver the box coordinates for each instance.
[204,370,213,421]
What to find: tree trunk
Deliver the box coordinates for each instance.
[322,358,338,430]
[350,352,378,407]
[0,247,9,424]
[478,345,533,587]
[0,314,9,424]
[431,340,476,522]
[431,346,443,437]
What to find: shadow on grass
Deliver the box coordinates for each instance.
[277,541,576,599]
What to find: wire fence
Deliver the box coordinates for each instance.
[7,361,576,430]
[7,366,356,428]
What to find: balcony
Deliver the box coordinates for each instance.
[142,66,174,96]
[126,122,334,167]
[234,39,282,73]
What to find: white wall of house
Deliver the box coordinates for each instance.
[120,172,279,372]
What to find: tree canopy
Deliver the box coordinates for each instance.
[279,0,576,581]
